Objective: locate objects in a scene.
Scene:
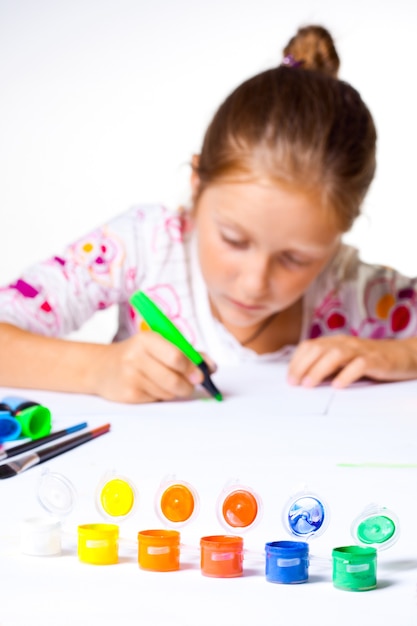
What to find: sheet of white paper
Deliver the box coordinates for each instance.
[0,362,334,421]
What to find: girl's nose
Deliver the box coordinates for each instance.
[241,255,272,297]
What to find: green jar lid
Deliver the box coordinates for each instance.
[351,505,399,550]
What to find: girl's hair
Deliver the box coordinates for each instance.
[282,25,340,77]
[195,32,376,232]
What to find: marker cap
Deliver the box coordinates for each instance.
[216,480,263,532]
[96,472,138,521]
[351,504,400,550]
[155,476,199,528]
[1,396,52,440]
[283,490,329,540]
[0,412,21,442]
[37,469,77,517]
[14,405,52,440]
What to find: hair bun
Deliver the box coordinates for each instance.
[282,25,340,78]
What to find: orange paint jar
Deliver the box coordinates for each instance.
[137,529,180,571]
[200,535,244,578]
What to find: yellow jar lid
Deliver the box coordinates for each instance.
[97,475,137,520]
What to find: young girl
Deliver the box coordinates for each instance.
[1,26,416,403]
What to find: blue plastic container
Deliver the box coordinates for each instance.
[265,540,309,584]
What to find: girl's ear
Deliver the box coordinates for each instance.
[190,154,201,201]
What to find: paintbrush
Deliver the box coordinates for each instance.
[0,423,110,479]
[0,422,88,461]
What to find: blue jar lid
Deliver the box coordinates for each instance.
[284,492,329,539]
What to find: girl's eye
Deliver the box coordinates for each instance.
[280,253,310,267]
[221,234,248,249]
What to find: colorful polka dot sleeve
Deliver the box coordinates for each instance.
[305,246,417,341]
[0,205,195,339]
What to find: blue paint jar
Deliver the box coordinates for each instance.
[265,540,309,584]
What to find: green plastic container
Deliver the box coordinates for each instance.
[332,545,377,591]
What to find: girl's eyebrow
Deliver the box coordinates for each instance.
[213,214,247,232]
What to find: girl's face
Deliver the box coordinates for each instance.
[194,180,342,330]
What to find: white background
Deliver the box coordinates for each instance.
[1,0,416,342]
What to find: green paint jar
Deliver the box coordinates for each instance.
[332,545,377,591]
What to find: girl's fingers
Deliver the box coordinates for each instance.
[288,337,364,388]
[287,340,328,385]
[138,332,202,398]
[297,347,349,387]
[140,358,196,399]
[331,356,367,389]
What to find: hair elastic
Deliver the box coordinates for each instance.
[281,54,304,68]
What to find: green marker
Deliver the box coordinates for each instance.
[130,290,223,401]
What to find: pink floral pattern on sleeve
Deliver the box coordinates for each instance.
[308,266,417,340]
[3,278,60,332]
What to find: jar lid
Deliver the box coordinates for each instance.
[96,472,138,521]
[351,504,400,550]
[37,469,77,517]
[283,491,329,539]
[216,481,262,532]
[155,476,199,528]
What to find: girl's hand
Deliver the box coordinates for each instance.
[92,331,213,403]
[287,335,417,389]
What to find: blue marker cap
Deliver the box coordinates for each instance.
[0,412,21,442]
[283,490,329,540]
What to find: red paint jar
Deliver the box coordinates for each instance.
[200,535,244,578]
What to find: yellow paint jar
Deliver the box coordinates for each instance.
[137,529,180,571]
[78,523,119,565]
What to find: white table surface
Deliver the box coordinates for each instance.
[1,362,417,626]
